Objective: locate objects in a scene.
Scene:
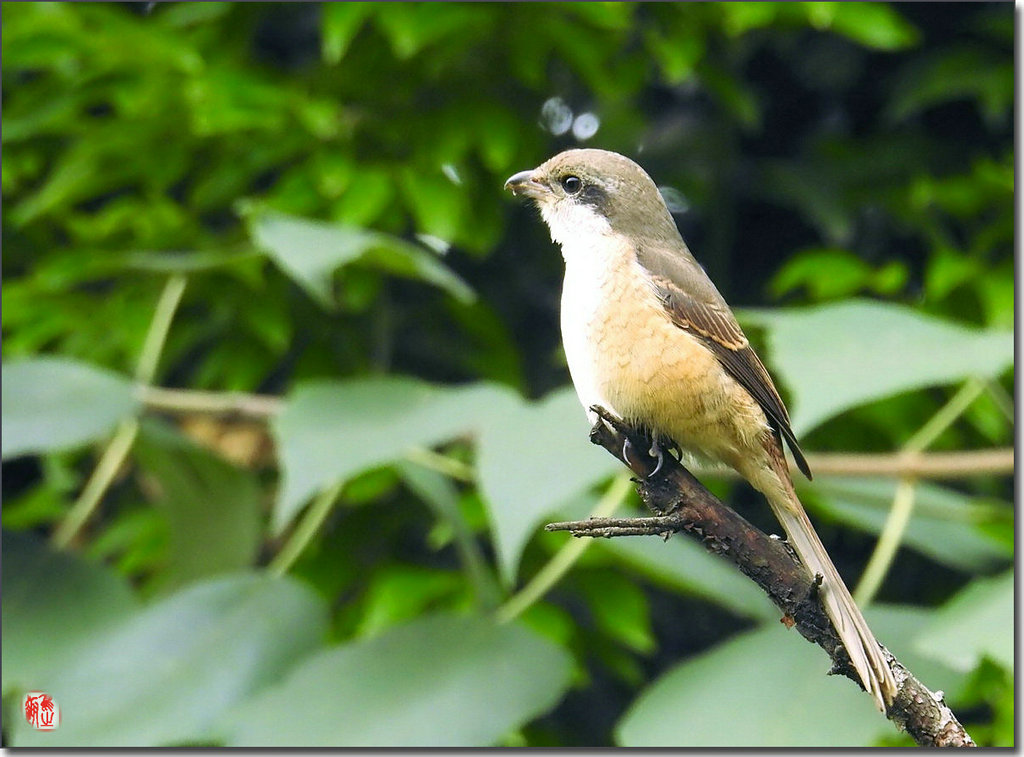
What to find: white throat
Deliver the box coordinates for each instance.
[540,200,614,267]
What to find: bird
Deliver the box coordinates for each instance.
[505,148,897,711]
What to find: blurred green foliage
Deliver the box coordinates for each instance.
[1,2,1013,747]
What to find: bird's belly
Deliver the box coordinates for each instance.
[560,259,766,465]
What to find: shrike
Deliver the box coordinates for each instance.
[506,148,896,710]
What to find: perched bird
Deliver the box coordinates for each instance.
[505,148,896,710]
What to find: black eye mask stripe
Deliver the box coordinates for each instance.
[578,184,607,210]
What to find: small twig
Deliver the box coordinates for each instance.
[546,516,678,538]
[404,446,475,483]
[397,461,502,608]
[803,448,1011,479]
[135,275,189,385]
[141,385,283,418]
[546,407,975,748]
[52,275,188,549]
[902,378,987,454]
[983,378,1014,422]
[267,479,345,577]
[856,378,987,604]
[51,419,139,549]
[854,478,916,605]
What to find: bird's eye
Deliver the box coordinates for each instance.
[560,175,582,194]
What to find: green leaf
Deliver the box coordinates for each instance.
[646,29,704,84]
[576,569,654,653]
[330,167,394,226]
[562,2,634,31]
[915,570,1013,674]
[1,357,140,459]
[617,605,950,746]
[85,507,168,576]
[769,248,874,300]
[871,261,910,295]
[249,211,473,309]
[272,377,505,534]
[398,168,467,244]
[760,161,851,243]
[2,530,140,696]
[321,2,373,64]
[274,379,620,582]
[8,573,327,746]
[224,613,572,746]
[887,47,1012,124]
[925,247,980,300]
[822,2,919,50]
[740,300,1014,434]
[700,63,761,130]
[398,459,463,523]
[474,106,520,172]
[617,625,879,746]
[157,2,232,28]
[720,3,779,36]
[373,3,479,59]
[185,68,290,137]
[133,420,263,589]
[807,477,1011,572]
[596,537,777,622]
[398,461,502,607]
[353,565,466,637]
[1,480,69,529]
[476,387,619,583]
[770,249,907,300]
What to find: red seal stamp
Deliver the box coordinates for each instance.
[23,691,60,731]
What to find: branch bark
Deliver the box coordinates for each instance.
[546,411,975,748]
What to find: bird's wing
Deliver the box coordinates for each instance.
[636,241,811,480]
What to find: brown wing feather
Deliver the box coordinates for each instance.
[637,248,812,480]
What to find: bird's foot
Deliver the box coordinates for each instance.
[589,405,671,481]
[647,439,666,478]
[621,436,667,480]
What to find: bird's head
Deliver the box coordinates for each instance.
[504,149,678,245]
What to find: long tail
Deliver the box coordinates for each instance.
[765,478,897,711]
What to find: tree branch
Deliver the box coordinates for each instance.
[799,449,1012,479]
[545,408,975,748]
[138,387,1011,479]
[141,385,283,417]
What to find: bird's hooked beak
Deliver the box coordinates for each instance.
[504,169,547,199]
